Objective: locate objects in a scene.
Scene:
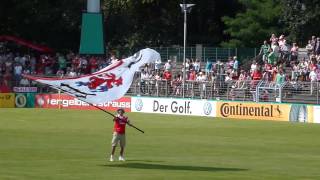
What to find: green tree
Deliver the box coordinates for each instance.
[281,0,320,45]
[103,0,239,50]
[1,0,240,51]
[221,0,283,47]
[0,0,85,51]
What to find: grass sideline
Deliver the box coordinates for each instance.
[1,108,320,180]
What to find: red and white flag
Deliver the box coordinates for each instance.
[24,48,161,104]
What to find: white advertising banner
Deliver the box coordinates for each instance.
[313,106,320,123]
[131,97,216,117]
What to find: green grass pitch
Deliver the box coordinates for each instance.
[1,108,320,180]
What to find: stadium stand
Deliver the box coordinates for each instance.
[1,34,320,104]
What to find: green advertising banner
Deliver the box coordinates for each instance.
[15,93,35,108]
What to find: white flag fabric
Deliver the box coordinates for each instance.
[24,48,161,104]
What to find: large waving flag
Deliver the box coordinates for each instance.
[24,48,161,104]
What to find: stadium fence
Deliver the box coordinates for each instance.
[127,78,320,105]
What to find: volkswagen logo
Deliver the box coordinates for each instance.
[135,99,143,111]
[203,102,212,115]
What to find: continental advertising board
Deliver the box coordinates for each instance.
[35,94,131,112]
[216,101,313,122]
[131,97,216,117]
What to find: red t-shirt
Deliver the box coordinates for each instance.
[310,64,317,71]
[252,71,262,80]
[113,116,128,134]
[72,58,80,68]
[163,71,172,80]
[189,71,196,80]
[89,57,98,70]
[0,84,11,93]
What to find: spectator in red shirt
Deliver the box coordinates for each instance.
[163,70,172,81]
[72,56,80,73]
[172,74,182,96]
[37,55,46,74]
[0,79,10,93]
[89,57,98,73]
[189,69,196,81]
[251,69,262,81]
[251,69,262,89]
[109,108,130,162]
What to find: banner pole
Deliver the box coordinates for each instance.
[58,89,61,110]
[52,86,144,133]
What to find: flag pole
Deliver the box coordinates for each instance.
[51,86,145,133]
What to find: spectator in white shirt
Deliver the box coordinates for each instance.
[278,35,286,47]
[270,34,278,49]
[109,52,118,64]
[306,40,313,57]
[13,63,23,85]
[193,59,201,73]
[19,77,30,87]
[196,71,207,82]
[164,59,172,71]
[154,58,162,73]
[196,72,207,98]
[67,68,77,77]
[309,67,317,94]
[140,69,150,94]
[250,60,258,73]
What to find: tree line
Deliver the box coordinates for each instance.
[1,0,319,51]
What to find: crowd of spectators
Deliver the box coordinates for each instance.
[257,34,320,83]
[2,33,320,96]
[138,56,239,97]
[138,34,320,97]
[0,43,122,92]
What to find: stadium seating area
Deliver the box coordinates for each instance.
[1,34,320,104]
[0,42,118,92]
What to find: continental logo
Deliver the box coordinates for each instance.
[220,103,282,118]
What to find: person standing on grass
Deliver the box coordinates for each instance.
[109,108,129,162]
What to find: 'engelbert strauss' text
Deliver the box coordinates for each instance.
[47,98,130,108]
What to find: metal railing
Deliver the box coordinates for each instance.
[127,79,320,104]
[151,47,258,62]
[6,76,319,104]
[111,46,257,62]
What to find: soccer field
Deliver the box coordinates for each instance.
[1,109,320,180]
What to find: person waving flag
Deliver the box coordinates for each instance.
[109,108,129,162]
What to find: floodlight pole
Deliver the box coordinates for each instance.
[183,5,187,98]
[180,1,195,98]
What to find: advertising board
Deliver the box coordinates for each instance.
[216,101,314,122]
[0,93,15,108]
[216,101,290,121]
[131,97,216,117]
[313,106,320,123]
[35,94,131,112]
[15,93,36,108]
[13,87,38,93]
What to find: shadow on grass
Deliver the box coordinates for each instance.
[125,159,164,163]
[102,163,247,172]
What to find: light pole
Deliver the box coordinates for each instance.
[180,1,195,98]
